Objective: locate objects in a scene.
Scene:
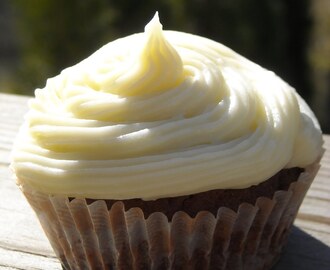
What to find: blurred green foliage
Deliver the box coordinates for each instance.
[11,0,116,92]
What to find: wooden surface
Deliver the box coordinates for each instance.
[0,93,329,270]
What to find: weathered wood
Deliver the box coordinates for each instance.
[0,93,329,270]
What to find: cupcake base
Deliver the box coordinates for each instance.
[84,167,303,220]
[20,162,320,270]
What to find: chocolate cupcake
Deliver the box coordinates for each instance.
[11,13,323,269]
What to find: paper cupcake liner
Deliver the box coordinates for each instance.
[21,162,320,270]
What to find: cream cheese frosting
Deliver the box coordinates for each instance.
[11,13,323,200]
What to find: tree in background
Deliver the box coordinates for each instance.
[309,0,330,134]
[4,0,329,132]
[11,0,116,92]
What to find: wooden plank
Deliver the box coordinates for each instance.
[0,93,329,269]
[0,94,62,269]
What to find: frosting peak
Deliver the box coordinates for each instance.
[102,12,185,96]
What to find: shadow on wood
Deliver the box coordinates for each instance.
[275,226,330,270]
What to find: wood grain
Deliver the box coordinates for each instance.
[0,93,329,270]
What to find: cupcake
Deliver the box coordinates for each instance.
[11,13,323,270]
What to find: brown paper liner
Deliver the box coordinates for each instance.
[21,162,320,270]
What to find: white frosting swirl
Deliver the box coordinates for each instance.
[11,13,323,200]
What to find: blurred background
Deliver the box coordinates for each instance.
[0,0,329,132]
